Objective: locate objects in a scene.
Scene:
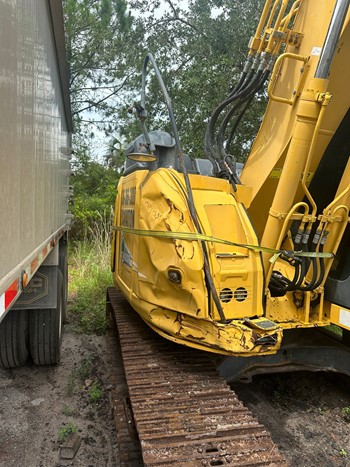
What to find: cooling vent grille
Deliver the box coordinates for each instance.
[219,287,248,303]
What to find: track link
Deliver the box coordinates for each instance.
[107,287,286,466]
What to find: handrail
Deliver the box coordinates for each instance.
[267,52,309,105]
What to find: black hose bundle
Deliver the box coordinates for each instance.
[204,53,273,185]
[268,229,328,297]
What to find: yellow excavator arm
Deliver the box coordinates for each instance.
[241,0,350,329]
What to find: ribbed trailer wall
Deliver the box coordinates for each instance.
[0,0,72,319]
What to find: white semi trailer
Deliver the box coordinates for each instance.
[0,0,72,368]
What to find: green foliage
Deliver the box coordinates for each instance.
[66,373,76,396]
[89,382,102,403]
[69,237,112,334]
[339,448,348,458]
[122,0,267,161]
[76,355,96,380]
[58,422,77,442]
[64,0,133,135]
[342,406,350,421]
[66,355,97,396]
[64,0,267,162]
[70,139,119,241]
[62,405,76,416]
[316,406,326,416]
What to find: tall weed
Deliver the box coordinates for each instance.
[68,210,114,334]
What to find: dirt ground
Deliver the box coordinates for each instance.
[0,325,119,467]
[1,323,350,466]
[233,372,350,467]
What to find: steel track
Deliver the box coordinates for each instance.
[106,287,286,466]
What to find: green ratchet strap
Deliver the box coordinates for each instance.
[113,226,334,261]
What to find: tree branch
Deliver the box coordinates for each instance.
[72,73,132,116]
[74,85,125,92]
[165,0,201,33]
[80,119,117,124]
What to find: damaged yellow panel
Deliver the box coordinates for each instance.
[113,168,281,356]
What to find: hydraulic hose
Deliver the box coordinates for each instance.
[268,228,328,294]
[312,247,325,289]
[222,96,255,157]
[223,70,270,158]
[228,70,249,97]
[300,230,327,291]
[140,53,228,322]
[285,259,302,291]
[299,257,317,291]
[204,69,264,165]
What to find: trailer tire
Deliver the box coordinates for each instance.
[0,310,29,368]
[29,271,63,365]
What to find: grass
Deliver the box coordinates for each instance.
[65,354,103,405]
[68,213,113,334]
[342,406,350,422]
[68,241,111,334]
[62,405,76,416]
[89,381,102,403]
[66,354,97,396]
[66,372,77,396]
[76,355,96,379]
[68,209,113,334]
[58,421,77,442]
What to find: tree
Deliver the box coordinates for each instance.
[70,137,120,240]
[63,0,135,240]
[64,0,266,161]
[64,0,135,138]
[122,0,266,161]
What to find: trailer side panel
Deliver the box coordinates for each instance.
[0,0,71,299]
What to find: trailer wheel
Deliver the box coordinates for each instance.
[0,310,29,368]
[29,271,63,365]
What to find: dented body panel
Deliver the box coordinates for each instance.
[113,169,282,355]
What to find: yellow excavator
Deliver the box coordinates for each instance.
[111,0,350,375]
